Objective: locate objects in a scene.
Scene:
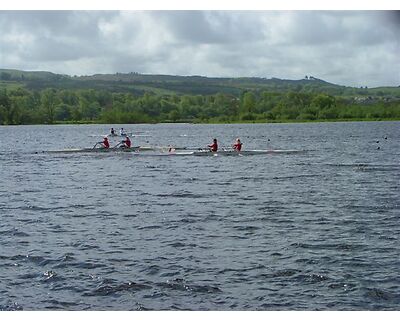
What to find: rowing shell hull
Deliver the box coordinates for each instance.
[107,134,152,138]
[189,149,303,156]
[46,146,162,153]
[47,147,140,153]
[46,146,187,154]
[45,148,302,156]
[140,149,304,156]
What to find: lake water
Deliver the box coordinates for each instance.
[0,121,399,310]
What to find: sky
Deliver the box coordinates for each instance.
[0,10,399,87]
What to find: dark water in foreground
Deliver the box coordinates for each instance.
[0,122,399,310]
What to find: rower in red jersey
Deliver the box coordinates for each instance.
[208,138,218,152]
[101,137,110,149]
[233,138,243,152]
[122,136,131,148]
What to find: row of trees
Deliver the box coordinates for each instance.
[0,87,399,125]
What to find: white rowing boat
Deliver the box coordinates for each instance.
[44,148,304,155]
[47,146,141,153]
[188,149,303,156]
[129,149,305,157]
[89,133,151,138]
[45,145,187,154]
[107,133,152,138]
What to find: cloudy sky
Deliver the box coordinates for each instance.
[0,10,399,87]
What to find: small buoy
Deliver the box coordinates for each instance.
[377,147,380,150]
[376,141,379,143]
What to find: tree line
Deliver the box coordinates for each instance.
[0,87,399,125]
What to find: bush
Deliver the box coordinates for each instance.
[240,112,256,121]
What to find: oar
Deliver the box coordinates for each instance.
[92,142,99,149]
[113,141,123,149]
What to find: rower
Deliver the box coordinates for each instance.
[121,136,131,148]
[208,138,218,152]
[100,137,110,149]
[110,128,115,135]
[233,138,243,152]
[120,128,126,136]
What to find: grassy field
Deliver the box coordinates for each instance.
[0,80,25,90]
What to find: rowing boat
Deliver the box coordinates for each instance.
[47,146,141,153]
[129,149,305,157]
[45,148,302,155]
[188,149,304,156]
[107,133,152,138]
[46,145,187,154]
[89,133,151,138]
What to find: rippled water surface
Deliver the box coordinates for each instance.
[0,122,399,310]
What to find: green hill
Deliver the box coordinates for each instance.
[2,68,399,99]
[1,68,399,126]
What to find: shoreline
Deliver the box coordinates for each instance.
[1,118,399,126]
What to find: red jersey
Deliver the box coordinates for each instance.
[103,138,110,149]
[233,142,242,151]
[209,142,218,152]
[125,138,131,148]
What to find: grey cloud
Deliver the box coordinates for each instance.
[154,11,222,44]
[0,10,398,87]
[383,11,400,29]
[0,11,122,62]
[1,11,105,37]
[19,36,97,61]
[152,11,265,44]
[274,11,397,47]
[282,11,345,45]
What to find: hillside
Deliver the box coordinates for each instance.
[1,68,400,125]
[1,68,399,99]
